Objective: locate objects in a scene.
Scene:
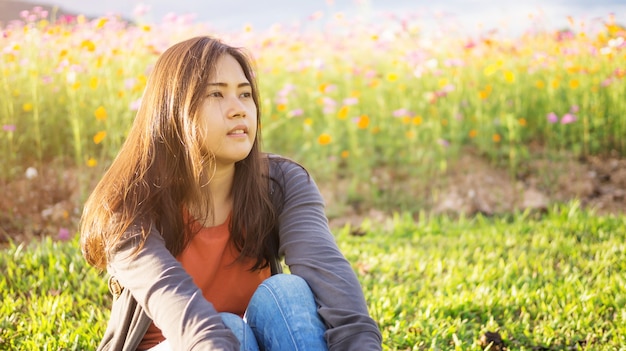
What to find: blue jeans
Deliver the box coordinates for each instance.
[148,274,328,351]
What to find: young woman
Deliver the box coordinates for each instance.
[80,36,382,351]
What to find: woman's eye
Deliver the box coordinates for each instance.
[208,91,222,98]
[240,92,252,98]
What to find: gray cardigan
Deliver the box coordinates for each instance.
[97,156,382,350]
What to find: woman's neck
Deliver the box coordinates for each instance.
[190,164,235,227]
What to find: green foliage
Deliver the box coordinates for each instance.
[1,203,624,350]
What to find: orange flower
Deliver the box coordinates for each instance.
[492,133,501,143]
[518,118,527,126]
[469,129,478,138]
[357,115,370,129]
[341,150,350,158]
[93,131,107,144]
[318,133,332,145]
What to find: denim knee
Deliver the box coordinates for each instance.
[260,274,310,295]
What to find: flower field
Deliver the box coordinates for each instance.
[1,8,625,208]
[1,6,626,350]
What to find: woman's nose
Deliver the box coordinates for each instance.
[227,96,246,119]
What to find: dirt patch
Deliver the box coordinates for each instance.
[322,150,626,228]
[2,152,625,245]
[0,160,83,244]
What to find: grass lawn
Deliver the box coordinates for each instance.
[1,202,624,350]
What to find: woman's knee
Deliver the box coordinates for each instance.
[260,274,311,296]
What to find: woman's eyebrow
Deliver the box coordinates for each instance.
[207,82,251,88]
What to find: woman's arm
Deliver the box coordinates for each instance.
[272,159,383,351]
[107,224,239,350]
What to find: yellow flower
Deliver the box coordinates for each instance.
[22,103,33,112]
[81,40,96,52]
[405,130,416,140]
[402,116,411,124]
[569,79,580,89]
[87,158,97,167]
[89,77,99,90]
[304,118,313,126]
[95,17,108,29]
[386,73,398,82]
[483,64,497,76]
[412,116,423,125]
[551,79,560,89]
[276,104,287,112]
[93,131,107,144]
[318,133,331,145]
[337,106,349,120]
[357,115,370,129]
[504,71,515,83]
[535,80,545,89]
[94,106,107,121]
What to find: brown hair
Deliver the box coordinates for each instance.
[80,36,277,271]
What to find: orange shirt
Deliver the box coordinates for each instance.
[138,214,270,350]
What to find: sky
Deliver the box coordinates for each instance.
[19,0,626,36]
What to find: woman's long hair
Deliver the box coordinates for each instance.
[80,36,277,271]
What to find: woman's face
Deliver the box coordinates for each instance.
[196,54,258,168]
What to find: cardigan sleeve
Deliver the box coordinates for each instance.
[271,157,383,350]
[106,223,240,351]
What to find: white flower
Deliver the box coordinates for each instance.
[25,167,38,179]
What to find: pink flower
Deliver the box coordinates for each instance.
[560,113,577,124]
[342,97,359,105]
[288,108,303,117]
[437,139,450,147]
[547,112,558,124]
[130,98,142,111]
[3,124,16,132]
[58,227,71,241]
[392,108,411,117]
[570,105,579,113]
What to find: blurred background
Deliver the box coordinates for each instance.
[2,0,626,35]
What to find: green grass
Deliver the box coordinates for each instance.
[1,202,625,350]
